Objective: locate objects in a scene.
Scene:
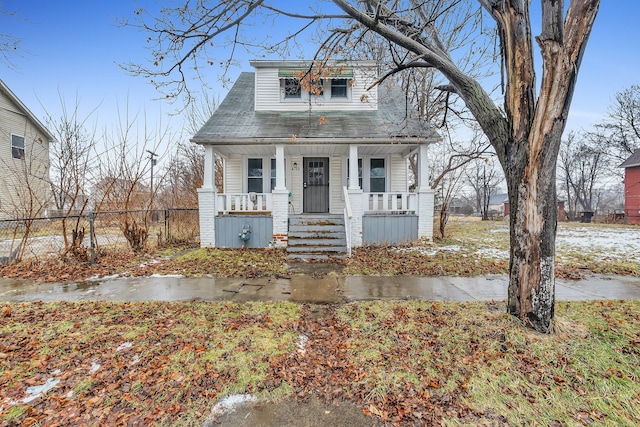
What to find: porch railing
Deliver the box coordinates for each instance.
[216,193,273,214]
[364,192,416,213]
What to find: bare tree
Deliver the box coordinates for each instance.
[159,90,223,208]
[126,0,600,332]
[45,95,99,258]
[591,84,640,165]
[160,142,204,208]
[466,155,504,219]
[430,129,491,235]
[557,131,607,217]
[0,7,21,69]
[94,103,173,251]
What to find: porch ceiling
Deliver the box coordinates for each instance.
[211,142,421,158]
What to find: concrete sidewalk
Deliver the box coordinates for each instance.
[1,273,639,303]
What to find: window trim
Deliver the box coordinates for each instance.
[369,158,387,193]
[247,158,264,193]
[11,134,25,160]
[330,78,349,99]
[343,155,389,192]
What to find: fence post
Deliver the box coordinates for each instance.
[165,209,170,243]
[89,211,95,265]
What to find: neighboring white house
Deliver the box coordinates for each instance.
[192,60,438,258]
[0,80,53,219]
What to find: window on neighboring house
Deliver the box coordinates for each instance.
[283,78,301,99]
[331,78,348,98]
[370,158,386,192]
[270,158,286,190]
[247,158,263,193]
[347,158,363,188]
[11,135,25,160]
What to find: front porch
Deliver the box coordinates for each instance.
[198,187,433,254]
[197,142,435,255]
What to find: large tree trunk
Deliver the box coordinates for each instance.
[506,137,559,332]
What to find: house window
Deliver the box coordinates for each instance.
[247,158,263,193]
[347,158,363,188]
[370,158,386,192]
[11,135,25,160]
[283,78,301,99]
[331,78,348,98]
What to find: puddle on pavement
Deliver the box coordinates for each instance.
[206,396,379,427]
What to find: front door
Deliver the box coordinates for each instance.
[303,157,329,213]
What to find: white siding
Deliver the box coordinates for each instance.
[390,154,408,193]
[254,66,378,112]
[0,89,50,219]
[225,156,243,194]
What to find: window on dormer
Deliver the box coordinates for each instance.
[331,78,348,98]
[283,78,301,99]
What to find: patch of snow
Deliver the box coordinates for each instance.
[296,334,309,355]
[149,274,183,278]
[394,245,462,257]
[116,342,133,352]
[66,390,74,398]
[51,369,61,376]
[90,362,101,373]
[556,226,640,263]
[23,378,60,403]
[131,355,140,365]
[86,274,120,282]
[209,394,257,418]
[475,247,510,260]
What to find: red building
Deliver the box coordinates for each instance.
[620,149,640,225]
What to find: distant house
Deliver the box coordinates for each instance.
[192,60,439,259]
[502,196,568,221]
[488,193,509,217]
[0,80,54,219]
[620,148,640,225]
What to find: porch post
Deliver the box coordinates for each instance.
[417,144,434,240]
[348,144,363,246]
[417,144,429,192]
[272,144,289,247]
[349,145,360,190]
[275,145,286,190]
[198,145,217,247]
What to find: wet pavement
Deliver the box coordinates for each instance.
[2,272,639,427]
[1,273,639,303]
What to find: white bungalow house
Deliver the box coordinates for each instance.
[192,60,438,259]
[0,80,53,220]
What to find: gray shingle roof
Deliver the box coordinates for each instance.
[620,148,640,168]
[192,72,438,144]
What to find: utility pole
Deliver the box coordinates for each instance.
[147,150,158,195]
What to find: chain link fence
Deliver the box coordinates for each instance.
[0,208,199,265]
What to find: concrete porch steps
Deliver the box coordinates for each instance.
[287,214,348,261]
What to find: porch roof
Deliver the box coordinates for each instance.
[191,72,439,150]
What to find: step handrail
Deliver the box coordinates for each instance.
[343,186,352,257]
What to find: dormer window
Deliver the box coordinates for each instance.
[278,67,354,102]
[283,78,301,99]
[331,79,348,98]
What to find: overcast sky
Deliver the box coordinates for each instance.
[3,1,640,151]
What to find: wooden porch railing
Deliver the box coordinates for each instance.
[364,192,416,213]
[216,193,272,214]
